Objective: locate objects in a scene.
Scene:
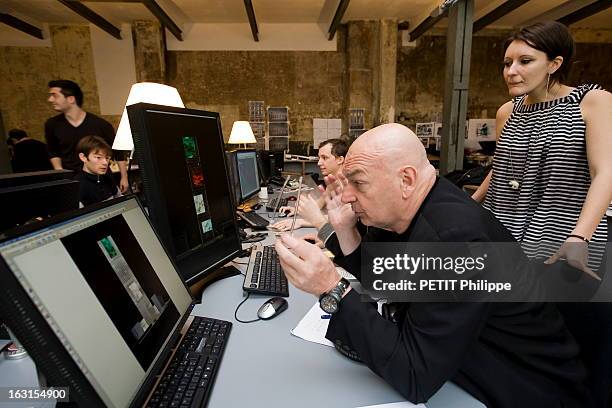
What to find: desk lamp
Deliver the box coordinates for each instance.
[228,121,256,149]
[113,82,185,156]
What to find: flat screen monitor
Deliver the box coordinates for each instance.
[0,176,79,232]
[127,103,241,284]
[0,196,194,407]
[0,169,74,189]
[225,151,241,207]
[235,149,260,202]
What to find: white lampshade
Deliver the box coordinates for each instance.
[228,121,256,145]
[113,82,185,151]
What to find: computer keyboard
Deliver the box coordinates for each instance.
[266,197,289,212]
[146,316,231,408]
[236,211,269,228]
[243,244,289,297]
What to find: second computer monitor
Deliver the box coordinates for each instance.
[128,103,241,284]
[235,149,260,202]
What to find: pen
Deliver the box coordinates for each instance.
[320,314,332,319]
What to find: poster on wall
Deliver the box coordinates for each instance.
[466,119,496,150]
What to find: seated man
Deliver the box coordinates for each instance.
[76,136,121,206]
[275,124,589,407]
[271,138,347,231]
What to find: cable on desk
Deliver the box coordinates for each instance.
[234,292,261,324]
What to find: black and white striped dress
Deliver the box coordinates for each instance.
[483,84,608,266]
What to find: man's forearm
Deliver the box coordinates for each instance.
[117,160,128,179]
[50,157,62,170]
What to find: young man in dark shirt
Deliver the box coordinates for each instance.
[6,129,52,173]
[76,136,121,207]
[44,79,129,192]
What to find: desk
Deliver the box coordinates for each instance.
[192,232,484,408]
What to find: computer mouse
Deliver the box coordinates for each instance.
[287,196,297,201]
[252,203,262,210]
[257,297,288,320]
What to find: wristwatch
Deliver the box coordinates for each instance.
[319,278,350,314]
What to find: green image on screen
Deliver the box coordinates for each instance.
[100,237,118,258]
[182,136,197,159]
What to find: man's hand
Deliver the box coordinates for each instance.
[297,194,326,229]
[270,218,306,232]
[545,238,601,280]
[119,176,129,193]
[278,206,295,217]
[275,234,340,296]
[324,174,357,231]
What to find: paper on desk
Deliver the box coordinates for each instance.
[290,302,334,347]
[357,401,426,408]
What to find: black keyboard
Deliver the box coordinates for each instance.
[236,211,269,228]
[266,197,289,211]
[146,316,231,408]
[243,245,289,297]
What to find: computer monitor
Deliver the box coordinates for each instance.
[127,103,242,284]
[225,151,241,207]
[0,169,74,188]
[0,176,79,232]
[258,150,284,183]
[0,196,194,407]
[235,149,260,202]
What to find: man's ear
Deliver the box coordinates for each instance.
[336,155,345,165]
[399,165,417,198]
[67,95,76,105]
[78,152,88,164]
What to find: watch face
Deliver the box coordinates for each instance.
[320,294,339,314]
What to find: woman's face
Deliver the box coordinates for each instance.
[503,40,552,97]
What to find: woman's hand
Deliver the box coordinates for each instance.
[545,237,601,280]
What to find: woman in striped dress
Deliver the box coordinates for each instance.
[471,22,612,407]
[472,21,612,279]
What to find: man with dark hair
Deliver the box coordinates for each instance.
[76,135,121,206]
[271,138,349,231]
[6,129,52,173]
[45,80,128,192]
[317,138,347,177]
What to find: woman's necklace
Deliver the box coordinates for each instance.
[507,84,561,190]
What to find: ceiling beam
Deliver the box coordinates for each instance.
[57,0,121,39]
[0,13,44,39]
[141,0,182,41]
[409,8,448,42]
[243,0,259,42]
[328,0,350,41]
[558,0,612,26]
[521,0,594,27]
[473,0,530,33]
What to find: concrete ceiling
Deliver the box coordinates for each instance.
[1,0,611,31]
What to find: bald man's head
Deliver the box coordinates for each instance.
[341,123,436,233]
[347,123,429,173]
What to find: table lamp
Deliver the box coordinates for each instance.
[113,82,185,154]
[228,121,256,149]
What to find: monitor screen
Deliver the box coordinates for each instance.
[127,104,241,284]
[236,149,260,202]
[0,169,74,189]
[0,178,79,232]
[0,197,193,407]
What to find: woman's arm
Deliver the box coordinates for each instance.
[471,100,513,203]
[573,89,612,239]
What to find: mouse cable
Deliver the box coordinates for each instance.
[234,292,261,324]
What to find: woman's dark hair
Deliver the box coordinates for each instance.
[504,21,575,85]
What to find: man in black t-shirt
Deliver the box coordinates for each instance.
[6,129,52,173]
[44,80,128,192]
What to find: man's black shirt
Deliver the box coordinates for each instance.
[45,113,115,172]
[76,170,119,206]
[11,139,52,173]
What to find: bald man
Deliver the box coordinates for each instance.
[276,124,588,407]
